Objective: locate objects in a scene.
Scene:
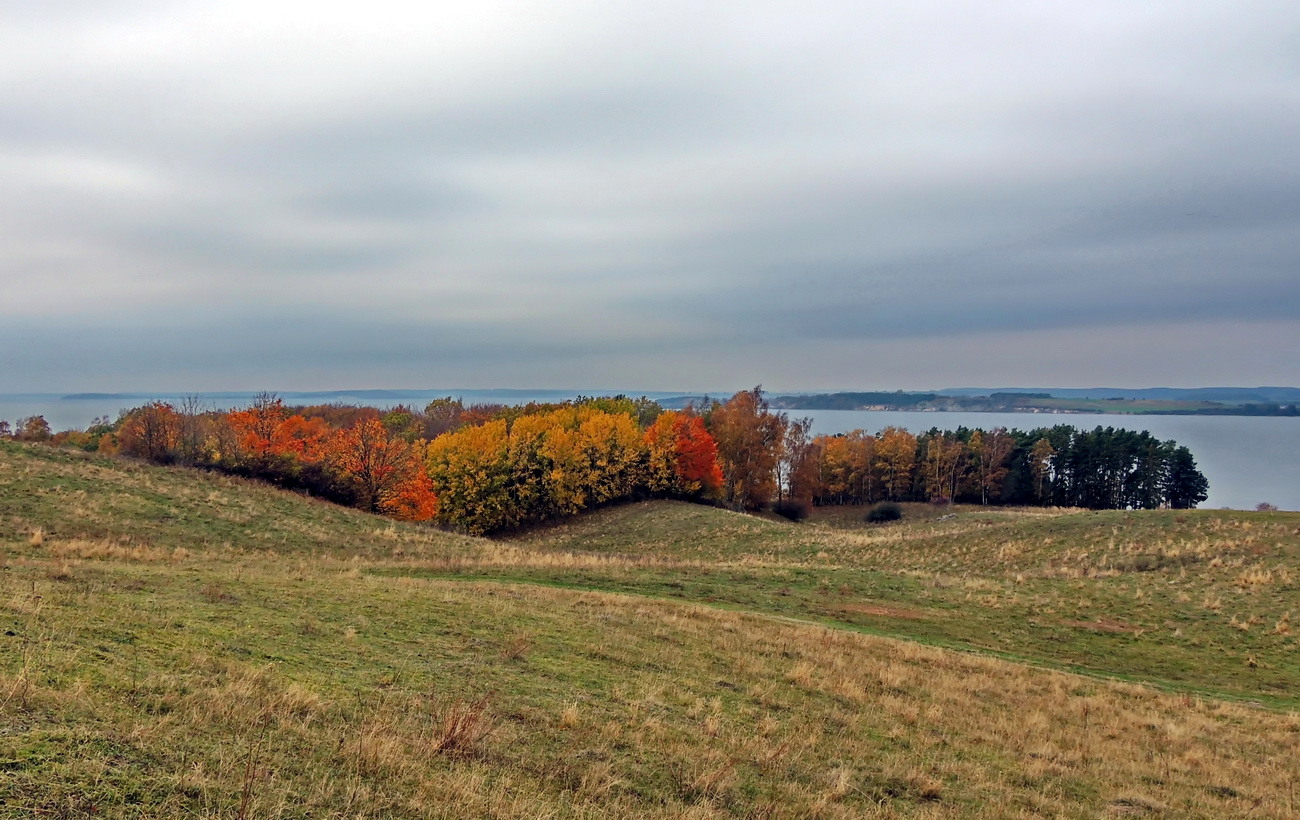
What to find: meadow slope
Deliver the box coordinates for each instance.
[1,441,1297,818]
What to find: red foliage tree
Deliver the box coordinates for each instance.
[672,413,724,496]
[645,411,725,499]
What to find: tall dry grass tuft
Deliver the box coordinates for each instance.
[429,694,497,757]
[675,753,738,804]
[559,702,582,729]
[1237,566,1276,587]
[500,633,532,661]
[47,537,189,563]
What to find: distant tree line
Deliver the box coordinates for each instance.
[694,388,1208,513]
[1171,403,1298,416]
[805,422,1208,510]
[2,387,1208,533]
[0,394,722,534]
[765,390,1296,416]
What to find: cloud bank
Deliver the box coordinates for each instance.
[3,1,1298,391]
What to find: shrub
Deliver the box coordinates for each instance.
[866,502,903,523]
[772,498,811,522]
[1256,502,1279,512]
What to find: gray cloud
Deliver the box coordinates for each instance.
[3,1,1298,391]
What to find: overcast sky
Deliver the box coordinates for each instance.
[2,1,1298,393]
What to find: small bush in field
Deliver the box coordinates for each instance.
[772,498,811,522]
[1256,502,1278,511]
[866,502,903,523]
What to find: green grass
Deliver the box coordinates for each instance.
[2,441,1299,818]
[470,501,1300,705]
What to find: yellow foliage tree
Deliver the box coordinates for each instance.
[875,427,917,501]
[922,433,966,502]
[426,420,513,534]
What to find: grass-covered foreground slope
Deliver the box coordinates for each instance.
[2,441,1298,818]
[484,501,1300,705]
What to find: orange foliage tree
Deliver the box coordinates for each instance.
[268,414,330,461]
[14,416,53,442]
[225,393,288,457]
[707,388,787,510]
[811,431,880,505]
[327,418,436,520]
[118,403,182,463]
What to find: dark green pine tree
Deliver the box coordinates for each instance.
[1162,445,1209,509]
[1124,437,1168,510]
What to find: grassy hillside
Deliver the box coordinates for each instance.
[491,502,1300,703]
[2,441,1298,818]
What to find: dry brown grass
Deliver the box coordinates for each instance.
[44,537,190,563]
[408,540,797,573]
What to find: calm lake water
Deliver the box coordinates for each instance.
[0,396,1294,511]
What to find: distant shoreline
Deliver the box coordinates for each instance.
[662,392,1300,416]
[2,386,1297,419]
